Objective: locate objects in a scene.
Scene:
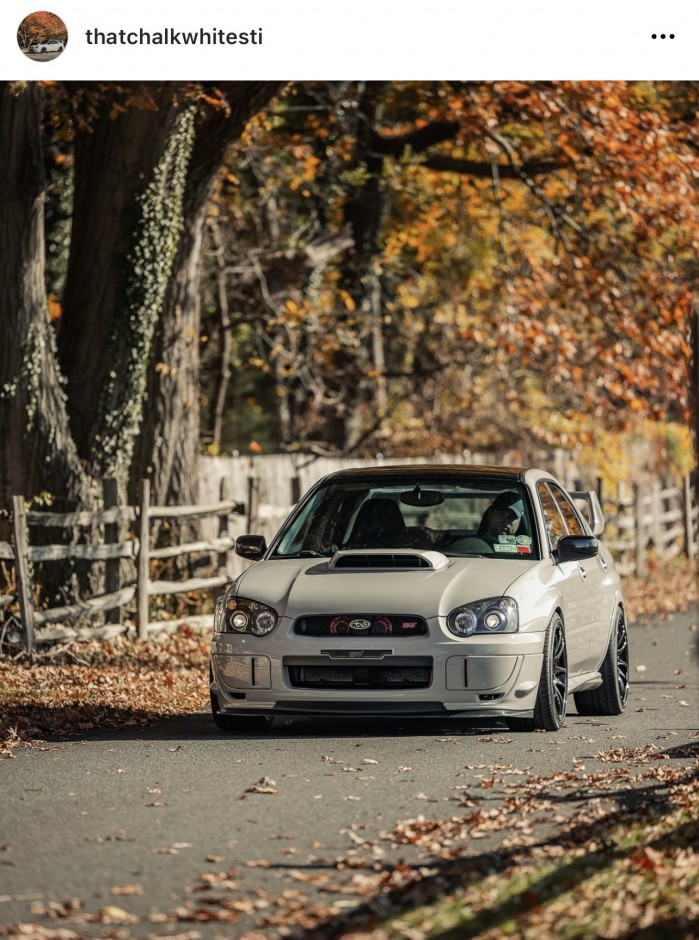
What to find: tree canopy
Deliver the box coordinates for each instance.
[204,81,698,457]
[0,80,696,517]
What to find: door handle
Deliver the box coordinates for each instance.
[578,563,588,582]
[599,557,608,571]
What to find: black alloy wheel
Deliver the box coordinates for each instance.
[574,607,630,716]
[509,612,568,732]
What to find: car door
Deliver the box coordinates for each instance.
[552,483,616,667]
[549,483,610,671]
[536,482,592,675]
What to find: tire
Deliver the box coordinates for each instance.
[508,612,568,732]
[210,669,274,734]
[574,607,629,716]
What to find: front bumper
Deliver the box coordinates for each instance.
[210,620,546,720]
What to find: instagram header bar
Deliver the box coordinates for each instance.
[3,1,699,79]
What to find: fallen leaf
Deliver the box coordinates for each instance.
[111,884,143,895]
[97,905,139,924]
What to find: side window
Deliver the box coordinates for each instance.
[537,482,568,550]
[549,485,585,537]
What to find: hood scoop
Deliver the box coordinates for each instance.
[329,549,449,571]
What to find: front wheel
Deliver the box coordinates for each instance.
[574,607,629,716]
[508,613,568,732]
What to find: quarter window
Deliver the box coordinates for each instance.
[549,485,585,537]
[537,483,568,550]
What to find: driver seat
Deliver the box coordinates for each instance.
[347,498,406,548]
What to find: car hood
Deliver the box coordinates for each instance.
[234,553,541,620]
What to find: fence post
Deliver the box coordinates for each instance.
[633,482,647,579]
[102,477,122,625]
[651,477,662,550]
[246,475,259,534]
[137,479,150,640]
[684,473,696,561]
[12,496,36,654]
[218,478,232,580]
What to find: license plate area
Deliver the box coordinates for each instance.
[285,657,433,690]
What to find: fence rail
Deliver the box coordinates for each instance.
[2,478,245,652]
[603,475,697,577]
[1,468,697,654]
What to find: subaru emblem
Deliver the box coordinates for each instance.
[349,618,371,632]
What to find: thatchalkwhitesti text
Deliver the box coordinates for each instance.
[84,28,263,45]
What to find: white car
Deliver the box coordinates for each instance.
[29,39,65,54]
[210,466,629,733]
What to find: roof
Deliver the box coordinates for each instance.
[323,464,529,483]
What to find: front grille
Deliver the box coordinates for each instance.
[293,614,428,637]
[287,664,433,690]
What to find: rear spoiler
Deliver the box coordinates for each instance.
[570,491,605,537]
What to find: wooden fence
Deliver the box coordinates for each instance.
[603,475,697,578]
[0,479,244,653]
[0,469,696,654]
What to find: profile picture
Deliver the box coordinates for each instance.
[18,11,68,61]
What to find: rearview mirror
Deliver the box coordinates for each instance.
[235,535,267,560]
[400,487,444,508]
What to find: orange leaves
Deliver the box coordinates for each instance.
[18,11,67,43]
[216,80,698,454]
[47,294,62,322]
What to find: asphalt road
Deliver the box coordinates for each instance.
[23,52,65,62]
[1,607,697,937]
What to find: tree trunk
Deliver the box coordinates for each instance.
[129,82,283,506]
[57,84,186,462]
[321,82,387,451]
[0,82,91,515]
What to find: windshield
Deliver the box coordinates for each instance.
[272,477,539,559]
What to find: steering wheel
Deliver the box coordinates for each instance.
[399,526,436,549]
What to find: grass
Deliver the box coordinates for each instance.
[362,775,699,939]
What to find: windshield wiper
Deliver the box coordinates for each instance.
[443,552,487,558]
[278,549,329,558]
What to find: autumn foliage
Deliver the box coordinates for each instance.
[17,11,68,49]
[205,81,698,456]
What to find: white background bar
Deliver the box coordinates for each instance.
[2,1,698,79]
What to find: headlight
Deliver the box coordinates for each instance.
[220,595,278,637]
[447,597,518,637]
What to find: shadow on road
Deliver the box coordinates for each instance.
[21,707,522,743]
[288,766,698,939]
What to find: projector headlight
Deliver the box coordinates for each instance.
[220,595,278,637]
[447,597,518,638]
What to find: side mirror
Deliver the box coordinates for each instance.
[555,535,599,563]
[235,534,267,560]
